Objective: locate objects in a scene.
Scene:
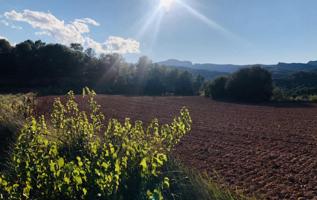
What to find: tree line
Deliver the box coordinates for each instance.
[1,39,284,102]
[274,71,317,97]
[0,39,205,95]
[204,66,274,102]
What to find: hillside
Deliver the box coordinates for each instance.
[158,59,317,79]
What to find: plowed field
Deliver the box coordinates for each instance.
[36,95,317,199]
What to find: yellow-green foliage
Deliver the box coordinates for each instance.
[308,95,317,103]
[0,88,192,200]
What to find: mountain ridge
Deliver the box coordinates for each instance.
[157,59,317,78]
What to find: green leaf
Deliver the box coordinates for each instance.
[83,188,87,196]
[140,158,147,172]
[115,160,120,173]
[23,182,32,198]
[163,177,170,188]
[101,162,109,169]
[74,176,83,185]
[49,161,55,172]
[57,158,64,168]
[64,176,70,184]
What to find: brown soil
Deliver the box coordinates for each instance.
[36,95,317,199]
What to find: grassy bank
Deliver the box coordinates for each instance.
[0,93,35,168]
[163,159,254,200]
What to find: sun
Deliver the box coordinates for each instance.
[159,0,174,11]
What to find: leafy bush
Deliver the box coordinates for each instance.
[271,90,317,103]
[308,95,317,103]
[204,66,273,102]
[204,76,228,99]
[225,66,273,102]
[0,88,192,199]
[271,87,289,102]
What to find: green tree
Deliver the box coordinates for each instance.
[0,39,12,54]
[225,66,273,102]
[193,74,205,95]
[205,76,228,99]
[175,71,194,96]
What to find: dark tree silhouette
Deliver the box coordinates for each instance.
[0,39,204,96]
[225,66,273,102]
[204,76,228,99]
[0,39,12,54]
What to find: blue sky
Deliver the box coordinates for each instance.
[0,0,317,64]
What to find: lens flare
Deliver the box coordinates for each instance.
[160,0,174,11]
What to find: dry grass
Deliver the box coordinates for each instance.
[0,93,35,168]
[164,158,255,200]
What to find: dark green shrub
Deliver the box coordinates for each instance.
[204,76,228,99]
[225,66,273,102]
[271,87,289,102]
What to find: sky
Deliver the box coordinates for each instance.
[0,0,317,64]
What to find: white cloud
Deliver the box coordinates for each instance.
[11,24,22,30]
[4,9,140,54]
[0,19,22,29]
[72,20,91,34]
[35,31,51,36]
[0,35,8,40]
[84,36,140,54]
[75,18,100,26]
[72,18,99,34]
[84,37,107,54]
[4,9,86,44]
[0,19,9,26]
[105,36,140,54]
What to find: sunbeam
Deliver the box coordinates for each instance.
[136,7,161,39]
[136,0,245,54]
[149,10,164,52]
[175,0,235,38]
[160,0,175,11]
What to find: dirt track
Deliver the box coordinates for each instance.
[37,95,317,199]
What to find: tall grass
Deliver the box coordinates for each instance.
[0,93,35,168]
[163,159,253,200]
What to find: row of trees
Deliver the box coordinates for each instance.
[0,39,278,102]
[274,71,317,97]
[204,66,274,102]
[0,39,204,95]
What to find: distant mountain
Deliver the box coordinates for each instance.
[276,62,317,71]
[193,63,246,73]
[167,66,230,80]
[307,60,317,66]
[158,59,193,68]
[157,59,317,80]
[157,59,245,73]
